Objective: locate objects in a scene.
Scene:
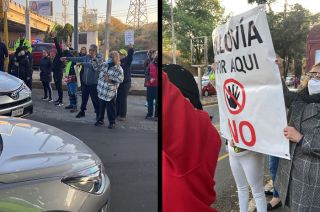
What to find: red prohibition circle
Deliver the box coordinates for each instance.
[223,78,246,115]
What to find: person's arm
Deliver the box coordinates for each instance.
[126,47,134,67]
[53,37,62,57]
[25,40,32,53]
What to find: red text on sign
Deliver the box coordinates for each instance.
[228,119,256,147]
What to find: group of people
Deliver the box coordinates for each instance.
[6,31,149,129]
[163,58,320,212]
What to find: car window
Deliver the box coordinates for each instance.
[133,52,148,61]
[33,45,51,52]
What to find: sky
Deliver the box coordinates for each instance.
[14,0,158,24]
[220,0,320,16]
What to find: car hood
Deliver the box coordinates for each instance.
[0,116,100,183]
[0,72,23,93]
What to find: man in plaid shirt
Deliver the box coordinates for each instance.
[96,51,124,129]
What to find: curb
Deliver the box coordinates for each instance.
[31,81,147,96]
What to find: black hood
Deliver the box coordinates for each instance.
[162,64,203,110]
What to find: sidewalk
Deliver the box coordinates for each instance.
[31,70,146,96]
[201,95,218,106]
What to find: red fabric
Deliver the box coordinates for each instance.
[162,72,221,212]
[146,63,158,87]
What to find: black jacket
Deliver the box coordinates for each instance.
[120,48,134,84]
[52,37,75,78]
[0,42,8,62]
[40,56,52,82]
[8,54,31,82]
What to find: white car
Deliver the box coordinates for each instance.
[0,116,110,211]
[0,72,33,117]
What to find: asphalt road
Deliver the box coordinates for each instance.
[204,103,289,212]
[26,89,158,212]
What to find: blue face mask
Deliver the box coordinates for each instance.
[108,58,113,64]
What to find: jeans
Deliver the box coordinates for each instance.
[41,81,52,99]
[229,151,267,212]
[0,61,4,72]
[98,97,116,125]
[269,155,280,198]
[116,82,131,118]
[146,86,158,117]
[80,84,99,114]
[67,82,77,107]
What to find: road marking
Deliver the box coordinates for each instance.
[218,153,229,161]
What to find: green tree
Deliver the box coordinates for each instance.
[162,0,226,63]
[62,23,74,43]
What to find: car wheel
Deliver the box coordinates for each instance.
[204,91,209,97]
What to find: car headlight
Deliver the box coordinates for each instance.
[17,83,31,96]
[62,164,105,194]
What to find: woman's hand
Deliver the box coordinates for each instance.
[104,74,111,83]
[284,126,303,143]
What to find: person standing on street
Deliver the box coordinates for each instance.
[116,44,134,121]
[0,39,8,72]
[145,51,158,120]
[50,33,64,106]
[95,51,124,129]
[79,47,87,57]
[61,44,103,120]
[8,47,32,87]
[39,49,52,101]
[14,33,33,89]
[274,62,320,212]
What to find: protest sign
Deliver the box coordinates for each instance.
[124,30,134,45]
[212,6,290,159]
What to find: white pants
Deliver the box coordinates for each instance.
[229,151,267,212]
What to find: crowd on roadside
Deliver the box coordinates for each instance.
[0,32,158,128]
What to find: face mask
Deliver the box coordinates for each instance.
[108,58,113,64]
[308,78,320,95]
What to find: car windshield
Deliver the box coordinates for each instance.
[133,52,148,61]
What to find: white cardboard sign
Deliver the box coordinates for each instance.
[212,6,290,159]
[124,30,134,45]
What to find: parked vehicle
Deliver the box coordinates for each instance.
[131,50,148,77]
[0,71,33,117]
[0,116,110,211]
[31,43,56,68]
[202,80,216,96]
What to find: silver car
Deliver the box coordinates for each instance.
[0,116,110,211]
[0,72,33,117]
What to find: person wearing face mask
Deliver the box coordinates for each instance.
[274,62,320,212]
[95,51,124,129]
[61,44,104,121]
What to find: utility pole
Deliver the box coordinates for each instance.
[170,0,176,64]
[3,0,9,71]
[105,0,112,60]
[62,0,69,25]
[74,0,78,52]
[25,0,31,40]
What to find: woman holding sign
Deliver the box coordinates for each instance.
[275,62,320,212]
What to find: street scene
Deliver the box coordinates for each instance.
[0,0,157,211]
[163,0,320,212]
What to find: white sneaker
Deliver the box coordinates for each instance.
[55,102,64,107]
